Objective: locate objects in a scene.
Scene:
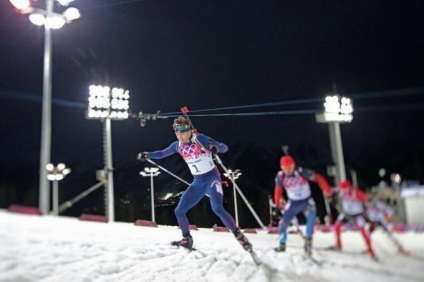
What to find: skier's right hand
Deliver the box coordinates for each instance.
[137,152,149,161]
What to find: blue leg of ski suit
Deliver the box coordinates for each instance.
[279,197,316,243]
[174,169,237,234]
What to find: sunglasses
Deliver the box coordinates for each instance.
[173,123,190,131]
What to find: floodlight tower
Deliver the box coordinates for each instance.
[223,169,242,226]
[87,85,130,222]
[316,95,353,185]
[10,0,80,215]
[140,167,161,222]
[46,163,71,216]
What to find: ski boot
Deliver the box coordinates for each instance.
[398,246,410,256]
[327,245,342,251]
[304,238,312,257]
[233,229,252,251]
[171,233,193,250]
[274,242,286,252]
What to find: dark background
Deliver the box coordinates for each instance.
[0,0,423,228]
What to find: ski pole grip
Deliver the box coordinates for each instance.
[180,106,189,114]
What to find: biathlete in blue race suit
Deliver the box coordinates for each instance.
[273,155,331,256]
[138,116,252,251]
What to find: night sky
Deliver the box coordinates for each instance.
[0,0,423,226]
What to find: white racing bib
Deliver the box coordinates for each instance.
[341,193,364,215]
[179,142,215,175]
[283,175,311,200]
[186,154,215,175]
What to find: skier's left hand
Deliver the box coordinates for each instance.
[207,140,218,154]
[137,152,149,161]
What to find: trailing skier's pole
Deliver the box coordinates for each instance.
[281,145,289,155]
[382,226,409,255]
[268,196,273,226]
[214,154,266,229]
[323,191,333,224]
[146,158,190,185]
[350,169,358,188]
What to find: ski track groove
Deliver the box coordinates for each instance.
[118,245,254,282]
[314,249,423,282]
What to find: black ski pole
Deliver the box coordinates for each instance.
[180,106,197,132]
[214,153,267,229]
[146,158,191,186]
[145,155,212,198]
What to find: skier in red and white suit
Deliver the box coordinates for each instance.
[367,200,409,255]
[333,180,375,258]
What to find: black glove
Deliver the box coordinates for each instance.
[207,140,218,154]
[137,152,149,161]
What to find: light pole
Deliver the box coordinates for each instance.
[46,163,71,216]
[315,95,353,185]
[10,0,80,215]
[87,85,130,222]
[140,167,161,222]
[224,169,242,226]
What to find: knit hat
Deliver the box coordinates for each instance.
[339,180,352,189]
[280,156,295,167]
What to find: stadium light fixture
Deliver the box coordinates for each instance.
[9,0,80,215]
[316,95,354,185]
[223,169,242,226]
[140,167,161,222]
[46,163,71,216]
[319,95,354,123]
[86,85,130,222]
[10,0,80,29]
[87,85,130,120]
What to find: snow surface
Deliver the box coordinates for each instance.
[1,210,423,282]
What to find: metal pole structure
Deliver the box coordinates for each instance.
[231,177,239,226]
[11,0,80,218]
[140,167,160,222]
[224,169,241,227]
[232,177,265,229]
[39,0,54,215]
[329,121,346,185]
[52,179,59,216]
[104,117,115,222]
[215,155,266,229]
[46,163,70,215]
[87,85,129,222]
[316,94,352,187]
[149,173,155,222]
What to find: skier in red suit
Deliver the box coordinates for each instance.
[333,180,376,258]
